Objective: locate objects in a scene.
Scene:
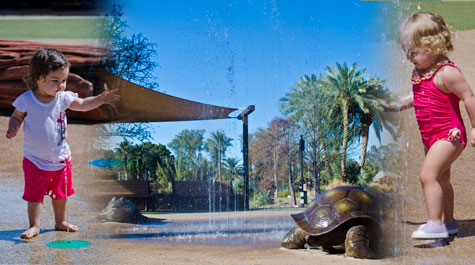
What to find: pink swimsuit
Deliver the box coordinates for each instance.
[412,60,467,150]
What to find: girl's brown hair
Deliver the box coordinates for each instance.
[398,12,453,56]
[24,48,70,90]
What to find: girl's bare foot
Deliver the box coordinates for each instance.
[55,221,78,232]
[21,227,40,239]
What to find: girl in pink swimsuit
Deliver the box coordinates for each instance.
[390,12,475,240]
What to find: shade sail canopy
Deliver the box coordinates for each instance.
[96,70,238,123]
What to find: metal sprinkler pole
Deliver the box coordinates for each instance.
[238,105,255,211]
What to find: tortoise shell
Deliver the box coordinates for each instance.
[291,186,386,236]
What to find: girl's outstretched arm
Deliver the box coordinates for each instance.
[384,92,414,112]
[438,66,475,146]
[6,109,26,139]
[68,88,121,112]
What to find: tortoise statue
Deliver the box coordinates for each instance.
[281,186,387,259]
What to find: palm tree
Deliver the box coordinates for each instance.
[130,143,146,180]
[322,62,367,182]
[355,77,396,167]
[169,129,205,180]
[280,74,336,193]
[223,157,243,180]
[115,139,132,180]
[206,130,233,181]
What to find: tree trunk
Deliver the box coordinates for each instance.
[341,100,349,182]
[137,159,143,180]
[273,148,279,198]
[288,149,296,207]
[313,144,320,194]
[319,141,332,176]
[360,115,372,168]
[123,154,128,181]
[315,124,332,177]
[218,148,222,181]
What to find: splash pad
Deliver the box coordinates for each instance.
[103,210,298,247]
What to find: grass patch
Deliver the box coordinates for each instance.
[0,18,104,39]
[380,1,475,41]
[407,2,475,31]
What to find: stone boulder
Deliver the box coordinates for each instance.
[98,197,149,223]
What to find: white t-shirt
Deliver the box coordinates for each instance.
[12,90,78,171]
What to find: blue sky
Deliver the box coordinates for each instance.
[109,0,394,159]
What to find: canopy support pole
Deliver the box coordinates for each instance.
[238,105,255,210]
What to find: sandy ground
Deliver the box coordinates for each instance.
[1,30,475,264]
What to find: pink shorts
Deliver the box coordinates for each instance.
[22,157,74,202]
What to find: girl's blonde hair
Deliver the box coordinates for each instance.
[398,12,453,56]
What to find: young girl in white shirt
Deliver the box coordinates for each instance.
[6,47,120,239]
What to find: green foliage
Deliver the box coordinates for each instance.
[169,129,227,181]
[250,189,274,208]
[232,177,244,194]
[205,130,233,181]
[155,156,176,193]
[319,170,333,187]
[197,158,214,181]
[357,161,380,188]
[231,175,262,195]
[279,189,290,198]
[114,140,176,189]
[321,62,370,180]
[345,160,361,185]
[279,74,340,192]
[366,143,402,173]
[223,157,243,181]
[249,61,395,196]
[352,74,396,167]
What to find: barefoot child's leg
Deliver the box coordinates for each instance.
[21,202,43,239]
[52,198,78,232]
[420,141,463,223]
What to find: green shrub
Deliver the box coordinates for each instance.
[232,177,244,194]
[357,161,380,187]
[250,190,273,208]
[346,160,361,185]
[279,189,290,198]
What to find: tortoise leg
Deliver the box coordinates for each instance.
[344,225,376,259]
[281,226,307,249]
